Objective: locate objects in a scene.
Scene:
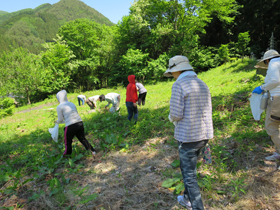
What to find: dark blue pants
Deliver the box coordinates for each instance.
[77,97,85,106]
[179,141,207,210]
[126,102,138,122]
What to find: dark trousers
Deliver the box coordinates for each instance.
[63,121,95,155]
[86,99,95,109]
[126,102,138,121]
[179,140,207,210]
[138,92,147,106]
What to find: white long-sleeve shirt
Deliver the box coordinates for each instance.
[77,95,86,100]
[263,57,280,96]
[104,93,120,107]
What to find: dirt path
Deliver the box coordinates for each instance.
[16,102,56,114]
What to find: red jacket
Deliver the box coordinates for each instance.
[126,75,138,103]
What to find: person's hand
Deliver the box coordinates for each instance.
[133,103,137,107]
[252,86,264,94]
[168,114,173,122]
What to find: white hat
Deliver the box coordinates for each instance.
[255,49,280,69]
[164,55,193,77]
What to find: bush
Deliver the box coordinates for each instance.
[0,97,15,118]
[188,46,221,72]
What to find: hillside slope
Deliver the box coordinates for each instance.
[0,0,114,54]
[46,0,114,26]
[1,58,279,209]
[0,10,8,15]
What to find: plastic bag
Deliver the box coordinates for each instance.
[48,123,59,142]
[249,93,264,121]
[201,144,212,164]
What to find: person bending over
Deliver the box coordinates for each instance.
[55,90,96,158]
[99,93,121,113]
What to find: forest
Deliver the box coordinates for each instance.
[0,0,280,113]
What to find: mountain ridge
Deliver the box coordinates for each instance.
[0,0,114,54]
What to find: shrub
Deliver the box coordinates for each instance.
[0,97,15,118]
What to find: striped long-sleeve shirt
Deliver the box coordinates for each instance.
[169,75,213,143]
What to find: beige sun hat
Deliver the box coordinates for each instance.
[164,55,193,77]
[255,49,280,69]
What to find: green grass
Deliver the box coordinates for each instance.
[1,58,276,209]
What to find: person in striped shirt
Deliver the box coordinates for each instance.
[164,55,213,210]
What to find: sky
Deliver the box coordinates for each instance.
[0,0,134,24]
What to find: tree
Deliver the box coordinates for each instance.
[237,31,250,59]
[40,35,78,94]
[110,49,150,86]
[0,48,43,104]
[218,44,230,63]
[115,0,240,60]
[58,19,102,91]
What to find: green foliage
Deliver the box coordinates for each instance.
[41,35,78,94]
[0,98,15,118]
[0,58,269,209]
[71,185,98,207]
[46,0,114,26]
[114,48,150,85]
[189,46,221,71]
[146,53,169,83]
[0,0,113,55]
[0,11,8,16]
[58,18,103,91]
[0,48,45,104]
[218,44,230,63]
[237,31,251,59]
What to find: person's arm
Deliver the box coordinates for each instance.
[169,82,185,122]
[55,106,64,124]
[262,61,280,91]
[104,96,112,107]
[130,86,138,106]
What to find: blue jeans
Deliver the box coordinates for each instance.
[126,102,138,122]
[77,97,85,106]
[179,141,206,210]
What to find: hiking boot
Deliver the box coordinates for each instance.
[177,195,192,209]
[265,152,280,161]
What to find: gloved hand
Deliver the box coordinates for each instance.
[168,114,173,122]
[169,114,178,126]
[252,86,264,94]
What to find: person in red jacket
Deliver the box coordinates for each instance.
[126,75,138,123]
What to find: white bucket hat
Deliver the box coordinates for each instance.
[164,55,193,77]
[255,49,280,69]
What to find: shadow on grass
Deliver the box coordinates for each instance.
[1,87,278,209]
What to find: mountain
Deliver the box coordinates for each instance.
[46,0,114,26]
[0,10,8,15]
[0,0,114,54]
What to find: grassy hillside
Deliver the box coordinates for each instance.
[1,58,279,209]
[0,0,114,54]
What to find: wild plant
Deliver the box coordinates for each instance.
[228,178,246,202]
[71,185,98,208]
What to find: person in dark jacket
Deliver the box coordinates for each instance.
[126,75,138,123]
